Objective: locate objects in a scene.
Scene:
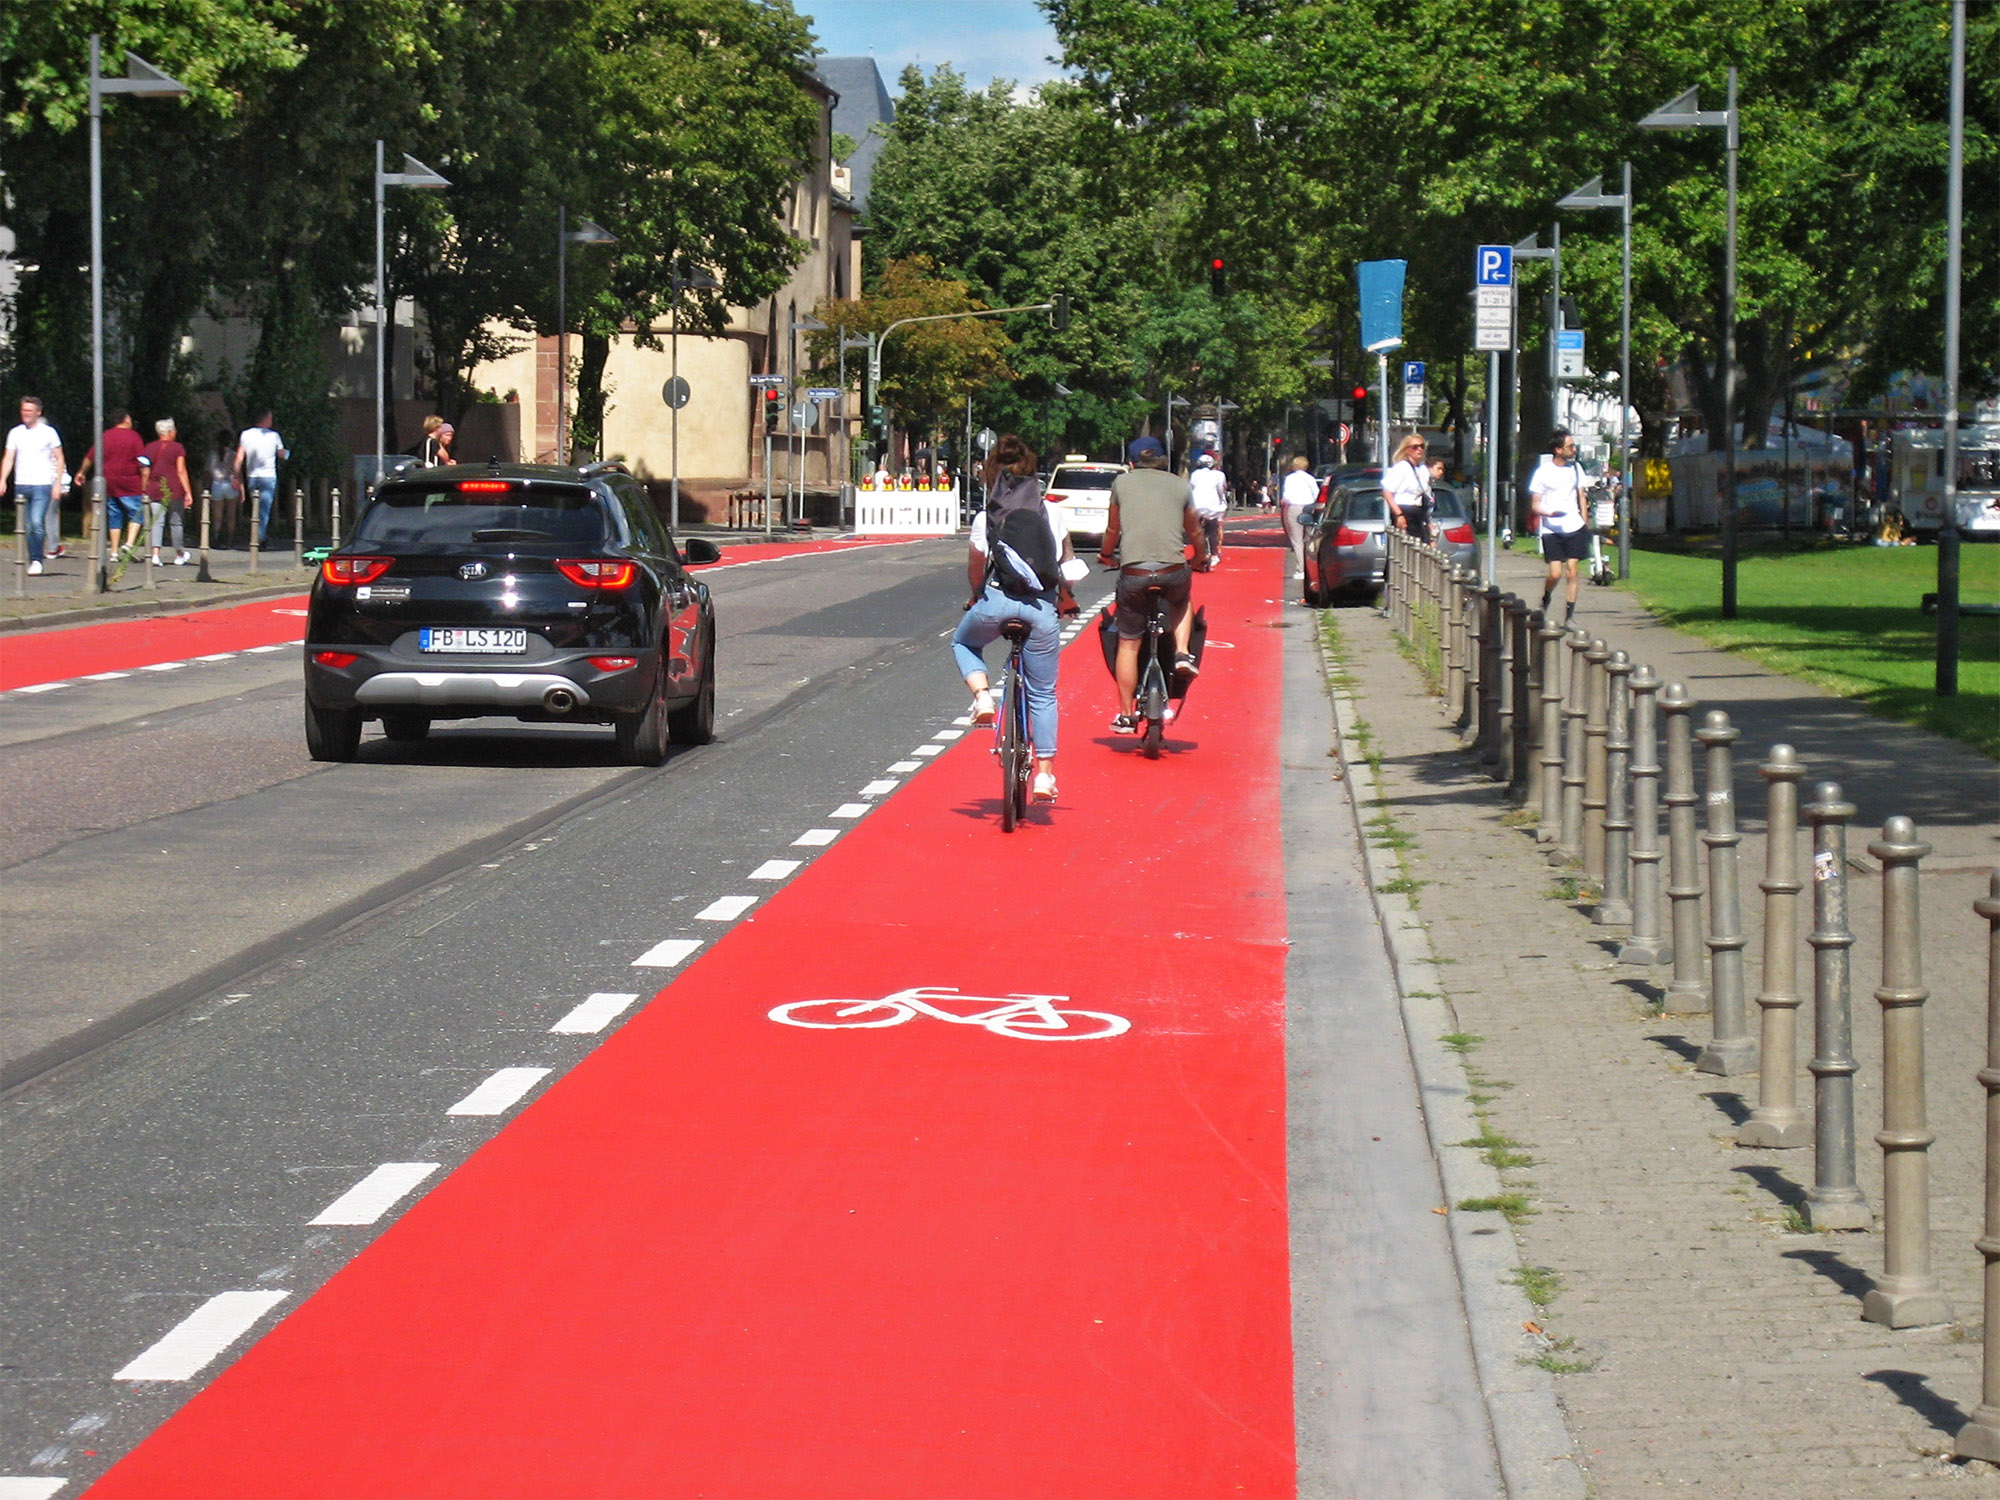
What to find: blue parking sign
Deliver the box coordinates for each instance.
[1476,245,1512,286]
[1403,361,1426,385]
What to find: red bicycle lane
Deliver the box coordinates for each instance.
[0,539,920,693]
[89,553,1297,1500]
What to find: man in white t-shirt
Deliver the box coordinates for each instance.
[1189,452,1228,569]
[1529,428,1588,624]
[1,396,70,574]
[1279,454,1319,579]
[234,411,288,543]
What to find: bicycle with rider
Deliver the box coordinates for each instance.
[951,434,1078,802]
[1097,435,1209,735]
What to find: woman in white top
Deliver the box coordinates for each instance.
[1279,454,1319,579]
[1529,428,1588,623]
[1381,431,1434,540]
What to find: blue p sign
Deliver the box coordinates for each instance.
[1476,245,1512,286]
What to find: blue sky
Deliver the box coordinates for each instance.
[800,0,1067,91]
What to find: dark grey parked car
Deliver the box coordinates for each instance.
[1301,482,1480,605]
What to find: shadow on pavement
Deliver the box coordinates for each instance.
[1864,1369,1972,1439]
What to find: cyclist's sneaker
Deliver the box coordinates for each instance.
[1031,771,1058,802]
[970,689,996,726]
[1174,652,1200,680]
[1109,712,1139,735]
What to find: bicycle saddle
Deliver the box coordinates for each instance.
[1000,619,1033,642]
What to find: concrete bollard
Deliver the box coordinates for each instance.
[1552,628,1590,866]
[1536,615,1565,847]
[1619,666,1668,965]
[1860,818,1950,1326]
[293,485,305,567]
[1594,652,1634,924]
[1740,745,1810,1146]
[1696,711,1755,1074]
[1581,639,1611,881]
[13,492,24,599]
[196,488,213,583]
[1478,586,1503,776]
[1803,782,1871,1230]
[1661,683,1710,1011]
[1509,601,1534,804]
[1955,874,2000,1461]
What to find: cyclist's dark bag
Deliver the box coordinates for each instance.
[985,473,1059,599]
[1097,603,1207,687]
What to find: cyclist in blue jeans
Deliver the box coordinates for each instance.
[951,434,1078,803]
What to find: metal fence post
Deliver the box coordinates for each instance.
[1740,745,1810,1146]
[1696,711,1754,1073]
[248,482,261,573]
[1803,782,1871,1230]
[1536,615,1565,847]
[1495,594,1519,786]
[293,484,304,567]
[13,492,25,598]
[196,488,213,583]
[331,487,343,549]
[1619,667,1669,965]
[1478,585,1503,776]
[1581,639,1611,881]
[1509,601,1534,804]
[1661,683,1710,1011]
[1553,628,1590,866]
[1445,567,1468,724]
[1453,569,1477,734]
[1955,874,2000,1461]
[1860,818,1950,1326]
[1594,652,1634,924]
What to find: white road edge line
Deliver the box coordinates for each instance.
[113,1290,290,1381]
[631,938,702,968]
[887,761,921,773]
[933,729,964,740]
[911,744,945,758]
[829,803,870,819]
[244,643,286,653]
[445,1067,552,1117]
[139,661,187,673]
[309,1163,441,1226]
[15,682,69,694]
[748,859,801,880]
[695,894,757,921]
[0,1477,70,1500]
[194,652,237,662]
[859,779,898,796]
[83,670,133,681]
[793,829,839,846]
[551,992,642,1033]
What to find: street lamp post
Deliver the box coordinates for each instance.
[1512,232,1558,547]
[864,302,1055,471]
[375,143,451,488]
[1935,0,1967,697]
[88,37,187,594]
[1559,163,1635,580]
[840,333,872,485]
[1642,70,1740,617]
[554,208,615,465]
[669,264,718,529]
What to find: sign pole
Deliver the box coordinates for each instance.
[1487,351,1501,581]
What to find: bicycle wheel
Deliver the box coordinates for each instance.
[768,999,913,1029]
[999,651,1028,831]
[987,1007,1131,1041]
[1138,662,1166,758]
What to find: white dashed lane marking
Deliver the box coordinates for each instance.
[139,662,186,673]
[695,895,757,921]
[114,1290,291,1382]
[830,803,869,820]
[793,829,839,847]
[631,938,702,968]
[551,992,642,1034]
[911,744,945,758]
[860,779,898,796]
[16,682,68,694]
[748,859,800,880]
[445,1067,552,1117]
[933,729,964,741]
[888,761,920,773]
[309,1163,441,1226]
[83,670,131,681]
[0,1477,69,1499]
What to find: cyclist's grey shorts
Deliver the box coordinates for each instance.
[1114,563,1193,640]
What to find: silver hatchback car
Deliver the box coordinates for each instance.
[1302,483,1479,605]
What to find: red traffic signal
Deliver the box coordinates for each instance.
[1352,385,1368,403]
[1209,257,1226,297]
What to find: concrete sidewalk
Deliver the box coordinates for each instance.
[1325,546,1999,1497]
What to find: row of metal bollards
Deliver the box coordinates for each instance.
[1385,529,2000,1457]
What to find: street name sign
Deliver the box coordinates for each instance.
[1557,329,1586,378]
[748,374,786,389]
[805,386,842,401]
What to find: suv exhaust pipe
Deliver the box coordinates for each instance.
[542,685,578,715]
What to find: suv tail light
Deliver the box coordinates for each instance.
[1442,523,1475,544]
[312,650,359,668]
[556,559,638,589]
[1334,525,1368,547]
[322,556,393,586]
[587,655,638,673]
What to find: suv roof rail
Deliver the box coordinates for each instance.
[578,459,628,479]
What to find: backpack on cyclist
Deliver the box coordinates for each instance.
[984,473,1059,598]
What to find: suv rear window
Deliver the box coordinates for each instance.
[354,486,610,549]
[1049,469,1117,491]
[1430,488,1468,519]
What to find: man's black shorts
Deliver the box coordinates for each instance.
[1540,528,1591,562]
[1113,563,1192,639]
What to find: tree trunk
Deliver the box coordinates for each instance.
[573,331,611,461]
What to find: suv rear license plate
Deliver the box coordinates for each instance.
[419,627,529,654]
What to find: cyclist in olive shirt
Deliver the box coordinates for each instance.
[1097,435,1209,734]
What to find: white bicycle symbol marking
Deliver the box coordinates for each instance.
[768,986,1130,1041]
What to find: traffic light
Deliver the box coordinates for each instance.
[1050,292,1070,331]
[868,404,886,437]
[1351,383,1368,406]
[1209,257,1226,297]
[763,389,781,433]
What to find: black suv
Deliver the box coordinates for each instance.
[303,462,719,766]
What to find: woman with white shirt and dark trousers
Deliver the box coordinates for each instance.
[1382,431,1434,540]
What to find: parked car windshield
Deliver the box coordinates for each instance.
[353,487,610,549]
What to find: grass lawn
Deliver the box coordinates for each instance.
[1610,541,1998,759]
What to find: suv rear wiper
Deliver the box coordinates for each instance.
[469,527,555,540]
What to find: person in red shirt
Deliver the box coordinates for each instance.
[73,409,150,562]
[142,417,194,565]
